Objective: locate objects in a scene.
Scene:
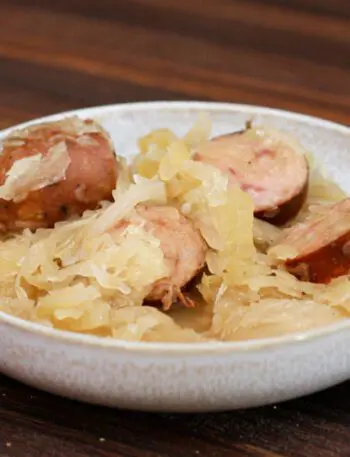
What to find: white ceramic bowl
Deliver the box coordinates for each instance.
[1,102,350,413]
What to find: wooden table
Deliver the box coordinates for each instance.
[0,1,350,456]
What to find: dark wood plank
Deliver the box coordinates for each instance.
[4,0,350,69]
[249,0,350,18]
[0,1,350,456]
[0,3,349,126]
[1,375,350,457]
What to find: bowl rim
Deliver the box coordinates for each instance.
[0,100,349,355]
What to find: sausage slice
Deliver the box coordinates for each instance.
[0,117,119,231]
[114,205,207,310]
[194,128,309,225]
[276,198,350,283]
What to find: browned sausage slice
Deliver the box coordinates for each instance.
[193,128,309,225]
[275,198,350,283]
[113,205,207,310]
[0,117,119,231]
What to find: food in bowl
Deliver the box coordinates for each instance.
[0,117,118,231]
[113,204,207,309]
[0,113,349,343]
[278,198,350,283]
[193,126,309,225]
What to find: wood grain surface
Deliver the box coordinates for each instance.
[0,0,350,456]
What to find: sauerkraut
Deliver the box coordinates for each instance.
[0,141,71,202]
[0,115,348,342]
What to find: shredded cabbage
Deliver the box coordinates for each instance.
[0,114,349,342]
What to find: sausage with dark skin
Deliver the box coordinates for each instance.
[276,198,350,283]
[193,127,309,225]
[0,117,119,232]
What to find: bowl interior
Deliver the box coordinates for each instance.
[0,101,349,352]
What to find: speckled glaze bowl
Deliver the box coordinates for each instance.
[0,102,350,413]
